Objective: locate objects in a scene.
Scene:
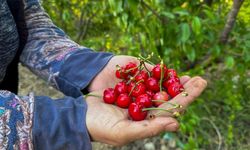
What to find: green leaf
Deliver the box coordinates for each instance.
[203,9,215,20]
[225,56,235,69]
[180,23,191,43]
[161,11,175,19]
[187,48,196,62]
[212,45,221,56]
[174,10,189,16]
[191,17,201,35]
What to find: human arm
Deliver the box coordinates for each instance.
[19,0,113,98]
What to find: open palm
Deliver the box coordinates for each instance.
[85,75,207,146]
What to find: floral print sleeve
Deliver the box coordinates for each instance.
[0,90,92,150]
[20,0,113,98]
[0,90,34,150]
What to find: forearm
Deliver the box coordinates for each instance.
[20,0,113,97]
[0,90,91,150]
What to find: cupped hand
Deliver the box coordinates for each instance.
[85,76,207,146]
[88,55,153,92]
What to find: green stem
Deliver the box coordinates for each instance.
[84,93,102,99]
[125,66,139,73]
[138,55,155,65]
[160,60,164,92]
[142,61,151,74]
[151,99,168,103]
[116,64,121,70]
[142,107,173,113]
[151,100,182,108]
[128,79,144,96]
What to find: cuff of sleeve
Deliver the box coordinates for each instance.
[33,96,91,150]
[56,48,113,98]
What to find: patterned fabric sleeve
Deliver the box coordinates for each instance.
[0,90,34,150]
[20,0,113,98]
[0,90,92,150]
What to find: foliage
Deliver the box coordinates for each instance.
[42,0,250,149]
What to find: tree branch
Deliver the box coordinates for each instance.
[219,0,245,44]
[140,0,168,24]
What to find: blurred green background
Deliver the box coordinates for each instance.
[41,0,250,149]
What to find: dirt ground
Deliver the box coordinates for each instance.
[19,65,178,150]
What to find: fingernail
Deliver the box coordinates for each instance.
[166,122,179,131]
[194,79,205,88]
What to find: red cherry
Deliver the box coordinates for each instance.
[128,103,148,121]
[114,82,127,94]
[125,62,138,75]
[146,90,155,98]
[128,82,146,97]
[115,67,128,79]
[135,94,152,108]
[167,82,184,98]
[152,64,168,80]
[135,70,149,82]
[167,69,178,78]
[162,77,180,89]
[152,91,169,107]
[146,77,160,92]
[116,93,132,108]
[103,88,116,104]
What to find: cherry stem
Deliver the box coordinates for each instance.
[160,60,164,92]
[125,66,139,73]
[151,100,182,108]
[134,66,144,77]
[142,107,173,113]
[84,93,102,99]
[128,79,144,96]
[116,65,121,70]
[138,55,155,65]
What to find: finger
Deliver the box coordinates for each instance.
[172,76,207,108]
[122,117,179,143]
[151,76,207,117]
[180,75,191,85]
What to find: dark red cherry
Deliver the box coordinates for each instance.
[116,93,132,108]
[115,67,128,79]
[125,62,138,75]
[152,91,169,107]
[146,77,160,92]
[103,88,116,104]
[146,90,155,98]
[152,64,168,80]
[128,103,148,121]
[167,69,178,78]
[135,94,152,108]
[128,82,146,97]
[135,70,149,82]
[167,82,184,98]
[163,77,180,89]
[114,82,127,94]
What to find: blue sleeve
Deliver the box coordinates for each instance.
[33,96,91,150]
[0,90,91,150]
[20,0,113,98]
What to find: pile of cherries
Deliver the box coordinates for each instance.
[103,60,184,121]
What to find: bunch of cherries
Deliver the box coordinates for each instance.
[103,59,185,121]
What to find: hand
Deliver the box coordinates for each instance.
[87,55,152,92]
[85,76,207,146]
